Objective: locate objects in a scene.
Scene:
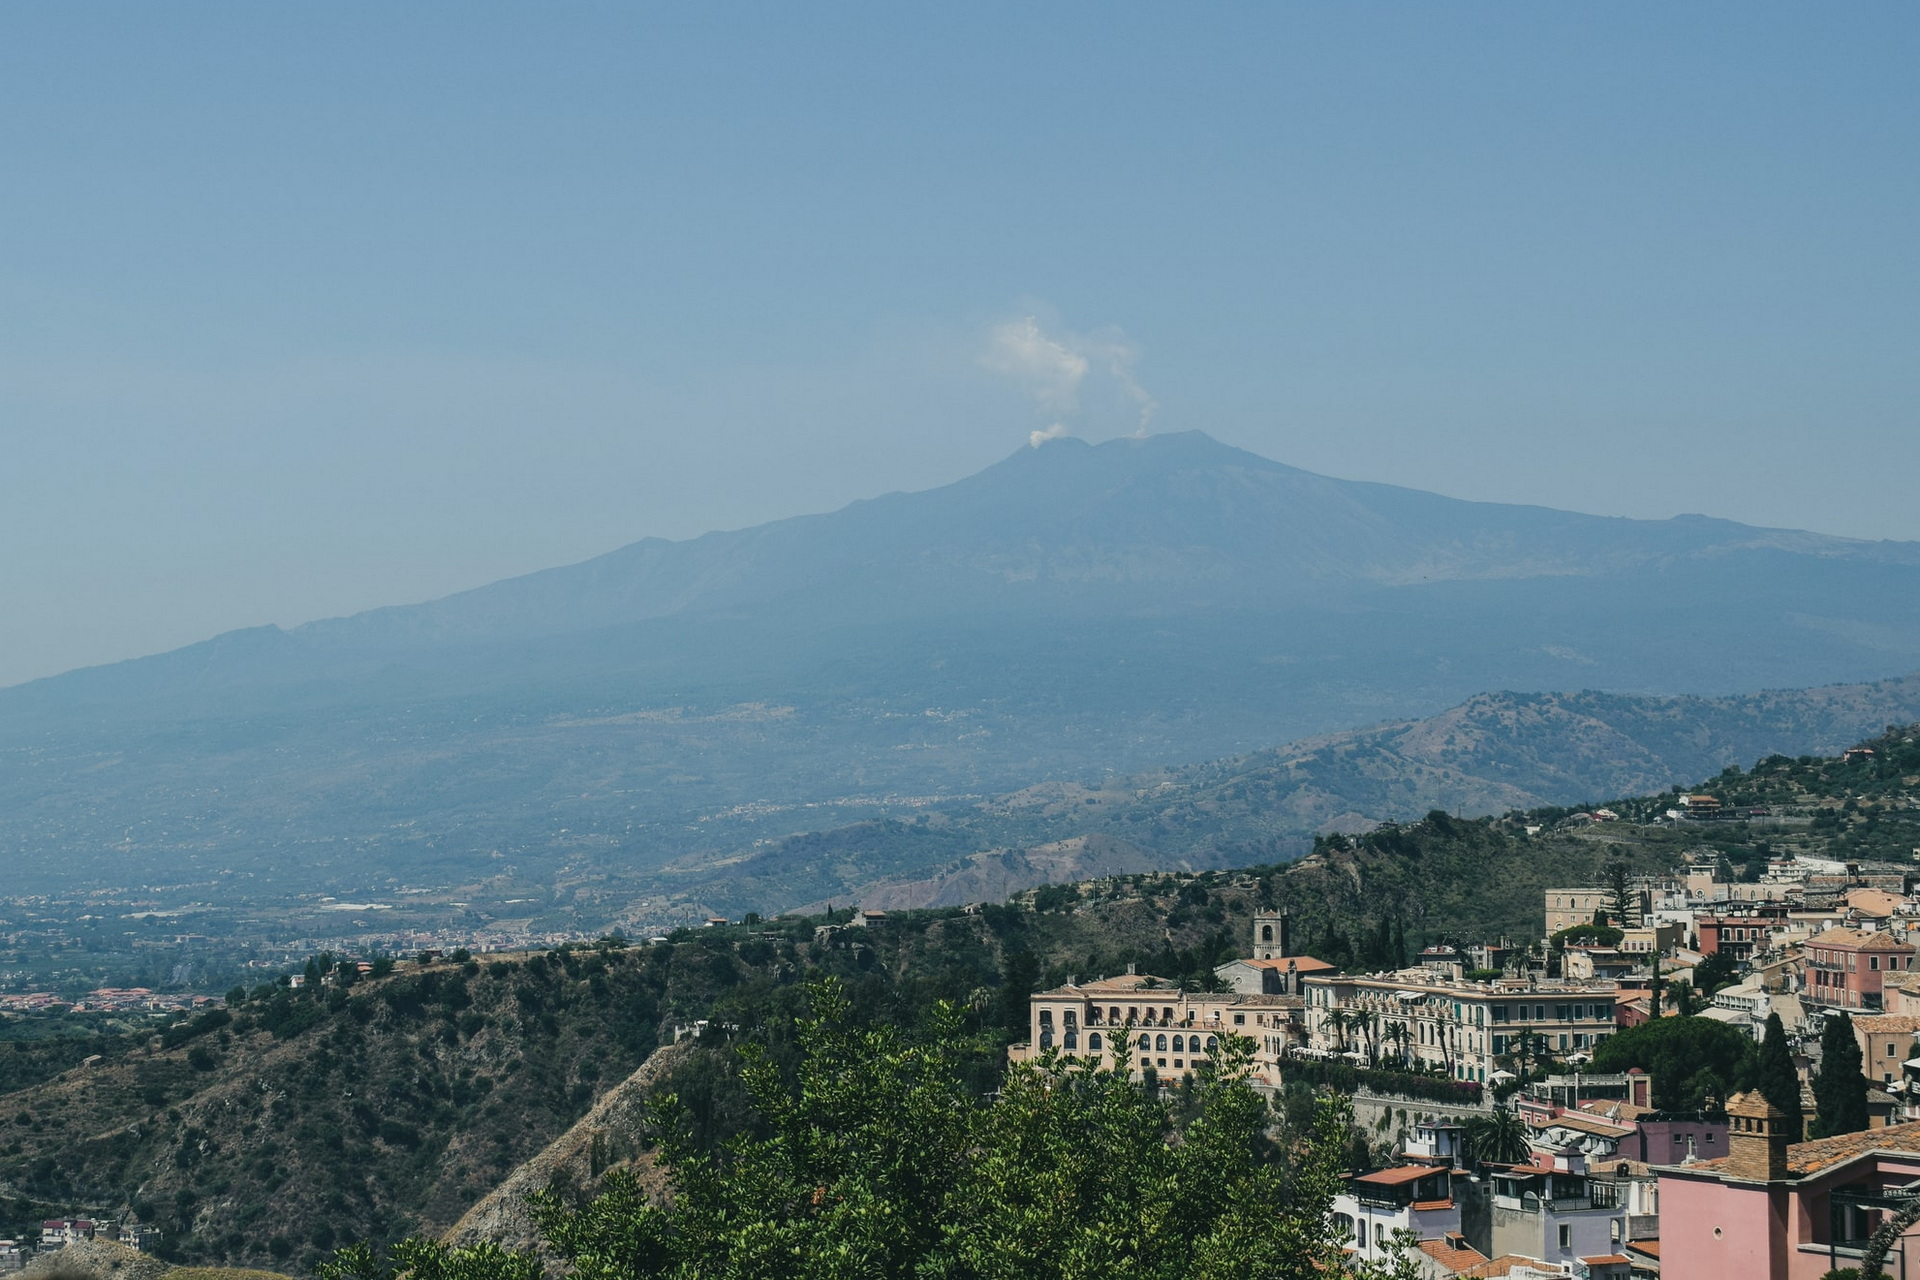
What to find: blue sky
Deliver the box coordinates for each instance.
[3,5,1917,685]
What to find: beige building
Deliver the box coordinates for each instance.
[1008,970,1304,1086]
[1303,970,1621,1084]
[1545,887,1650,934]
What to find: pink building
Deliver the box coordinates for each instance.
[1804,927,1916,1012]
[1658,1091,1920,1278]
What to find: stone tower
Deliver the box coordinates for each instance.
[1253,909,1291,961]
[1724,1090,1793,1181]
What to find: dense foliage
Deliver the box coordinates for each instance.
[1590,1016,1754,1111]
[1813,1013,1869,1139]
[324,979,1404,1280]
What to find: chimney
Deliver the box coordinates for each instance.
[1724,1090,1793,1181]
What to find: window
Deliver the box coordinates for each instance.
[1039,1010,1053,1024]
[1156,1034,1167,1051]
[1891,1043,1899,1057]
[1558,1225,1572,1251]
[1138,1034,1151,1049]
[1233,1013,1245,1025]
[1356,1221,1367,1249]
[1205,1036,1217,1051]
[1171,1035,1184,1052]
[1872,956,1882,971]
[1088,1033,1102,1051]
[1040,1030,1053,1047]
[1064,1010,1077,1026]
[1063,1031,1077,1049]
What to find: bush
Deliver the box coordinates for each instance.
[1283,1057,1484,1106]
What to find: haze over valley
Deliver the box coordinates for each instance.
[6,432,1920,946]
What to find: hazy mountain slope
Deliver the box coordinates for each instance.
[640,673,1920,921]
[4,432,1920,907]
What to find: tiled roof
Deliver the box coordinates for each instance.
[1237,955,1337,972]
[1416,1238,1490,1274]
[1457,1256,1552,1278]
[1813,928,1912,950]
[1355,1164,1438,1186]
[1680,1120,1920,1178]
[1540,1113,1634,1137]
[1411,1198,1455,1211]
[1580,1257,1631,1266]
[1626,1240,1660,1259]
[1854,1014,1920,1034]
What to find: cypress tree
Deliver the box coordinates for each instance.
[1812,1011,1869,1138]
[1392,918,1408,969]
[1756,1012,1803,1139]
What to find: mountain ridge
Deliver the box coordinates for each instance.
[6,431,1920,917]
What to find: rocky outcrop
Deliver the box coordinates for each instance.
[440,1040,693,1258]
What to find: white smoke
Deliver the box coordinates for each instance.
[982,315,1158,446]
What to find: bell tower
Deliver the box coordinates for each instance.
[1253,909,1291,961]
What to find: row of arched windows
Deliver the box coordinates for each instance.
[1135,1033,1216,1053]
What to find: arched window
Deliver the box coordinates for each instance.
[1205,1036,1217,1051]
[1356,1221,1367,1249]
[1155,1034,1167,1051]
[1171,1035,1184,1052]
[1261,924,1273,942]
[1039,1030,1053,1048]
[1064,1031,1078,1050]
[1089,1032,1102,1051]
[1138,1034,1151,1049]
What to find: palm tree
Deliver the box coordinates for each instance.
[1384,1019,1411,1066]
[1465,1106,1531,1167]
[1326,1008,1350,1054]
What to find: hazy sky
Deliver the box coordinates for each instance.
[4,5,1917,687]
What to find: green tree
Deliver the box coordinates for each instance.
[1463,1107,1530,1167]
[1813,1012,1869,1138]
[1692,950,1739,995]
[327,978,1357,1280]
[1755,1012,1804,1140]
[1590,1016,1756,1111]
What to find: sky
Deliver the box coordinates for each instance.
[3,4,1917,688]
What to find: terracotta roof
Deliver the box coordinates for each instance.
[1677,1119,1920,1178]
[1581,1257,1631,1267]
[1626,1240,1660,1259]
[1458,1256,1554,1278]
[1237,955,1337,972]
[1416,1238,1490,1274]
[1812,928,1912,950]
[1355,1164,1441,1186]
[1854,1014,1920,1034]
[1411,1198,1455,1211]
[1540,1113,1634,1138]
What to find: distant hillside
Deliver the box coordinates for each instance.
[5,432,1920,916]
[643,673,1920,920]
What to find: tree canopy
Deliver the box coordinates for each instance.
[322,979,1401,1280]
[1590,1016,1755,1111]
[1813,1012,1869,1139]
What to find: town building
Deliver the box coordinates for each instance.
[37,1221,94,1248]
[1213,954,1335,996]
[1851,1013,1920,1088]
[1656,1092,1920,1278]
[1803,927,1916,1011]
[1303,971,1620,1084]
[1486,1148,1632,1270]
[1010,969,1305,1086]
[1332,1163,1460,1266]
